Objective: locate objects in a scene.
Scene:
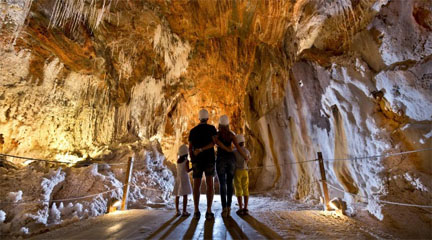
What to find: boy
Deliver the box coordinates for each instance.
[233,134,251,215]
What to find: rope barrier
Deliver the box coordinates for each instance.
[249,178,322,195]
[0,153,127,166]
[2,146,430,169]
[0,186,124,205]
[1,147,431,210]
[0,153,59,163]
[326,183,432,209]
[130,184,169,193]
[324,148,432,162]
[248,158,317,170]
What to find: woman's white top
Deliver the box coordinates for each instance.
[173,160,192,196]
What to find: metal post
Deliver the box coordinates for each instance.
[317,152,330,210]
[121,157,134,210]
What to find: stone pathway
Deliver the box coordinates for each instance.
[32,196,282,240]
[31,195,399,239]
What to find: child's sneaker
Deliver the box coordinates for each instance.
[175,211,181,216]
[243,209,249,215]
[193,211,201,219]
[236,209,243,215]
[227,207,231,217]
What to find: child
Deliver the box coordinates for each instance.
[173,144,193,217]
[233,134,251,215]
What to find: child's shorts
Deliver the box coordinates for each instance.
[234,169,249,196]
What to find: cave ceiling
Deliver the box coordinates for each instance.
[5,0,388,128]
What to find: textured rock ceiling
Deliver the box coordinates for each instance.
[0,0,431,233]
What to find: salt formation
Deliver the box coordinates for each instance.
[49,0,114,32]
[7,190,23,202]
[0,0,33,45]
[0,210,5,222]
[0,0,431,238]
[0,141,173,236]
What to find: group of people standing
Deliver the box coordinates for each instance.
[173,109,251,220]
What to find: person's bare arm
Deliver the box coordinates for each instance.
[185,159,192,172]
[212,135,232,152]
[233,136,248,160]
[189,141,195,157]
[193,142,215,156]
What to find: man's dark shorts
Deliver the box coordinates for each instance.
[192,161,215,179]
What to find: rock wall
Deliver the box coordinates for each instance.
[0,0,431,235]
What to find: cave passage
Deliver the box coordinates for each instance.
[1,0,432,239]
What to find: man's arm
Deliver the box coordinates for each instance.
[194,142,215,156]
[189,141,195,157]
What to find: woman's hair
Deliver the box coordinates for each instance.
[177,154,187,163]
[218,124,232,142]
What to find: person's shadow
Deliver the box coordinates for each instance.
[203,219,215,239]
[223,216,248,239]
[239,214,282,240]
[159,216,189,240]
[183,218,199,239]
[145,215,178,239]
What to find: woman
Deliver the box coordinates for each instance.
[216,115,249,217]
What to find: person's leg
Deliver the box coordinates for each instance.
[175,196,180,213]
[193,178,201,213]
[243,171,249,211]
[217,171,227,209]
[226,159,235,210]
[205,176,214,213]
[234,169,243,210]
[183,195,188,213]
[203,161,216,219]
[192,163,203,215]
[226,169,234,209]
[237,196,243,209]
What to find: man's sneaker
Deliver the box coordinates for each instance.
[193,211,201,219]
[205,211,214,220]
[227,207,231,217]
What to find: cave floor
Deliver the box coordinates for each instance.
[31,195,396,239]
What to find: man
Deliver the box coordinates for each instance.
[188,109,218,220]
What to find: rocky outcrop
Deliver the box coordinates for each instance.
[0,0,431,236]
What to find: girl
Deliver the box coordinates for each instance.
[173,144,193,217]
[216,115,249,217]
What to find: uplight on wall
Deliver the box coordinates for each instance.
[55,153,83,166]
[329,197,347,215]
[108,200,121,213]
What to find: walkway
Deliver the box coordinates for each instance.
[32,195,282,240]
[32,195,397,239]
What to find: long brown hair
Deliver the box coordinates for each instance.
[218,124,232,142]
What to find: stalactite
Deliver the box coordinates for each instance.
[0,0,33,46]
[49,0,115,33]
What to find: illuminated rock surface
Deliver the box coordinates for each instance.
[0,0,431,238]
